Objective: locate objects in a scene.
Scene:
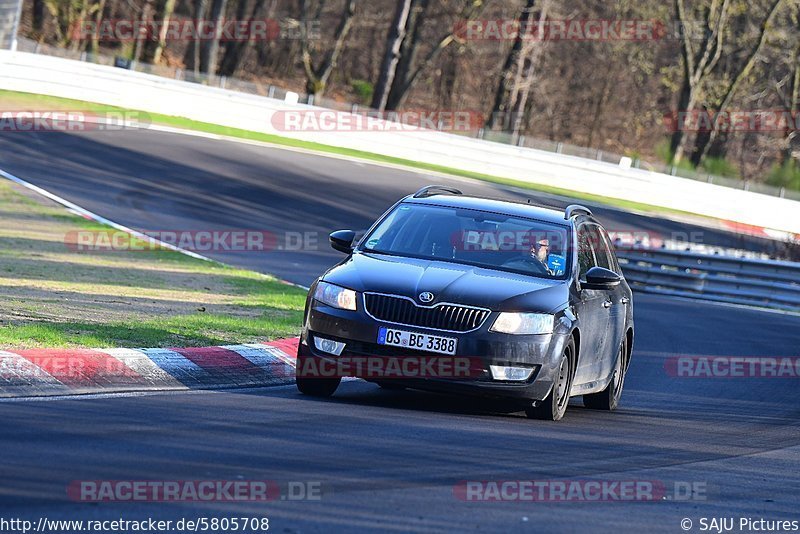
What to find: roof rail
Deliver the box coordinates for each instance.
[412,185,463,199]
[565,204,593,219]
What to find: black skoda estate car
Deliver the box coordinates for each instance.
[296,186,634,420]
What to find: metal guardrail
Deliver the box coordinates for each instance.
[618,248,800,312]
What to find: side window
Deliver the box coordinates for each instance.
[588,225,613,271]
[597,226,621,274]
[576,226,597,281]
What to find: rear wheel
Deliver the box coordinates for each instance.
[583,339,627,411]
[526,338,575,421]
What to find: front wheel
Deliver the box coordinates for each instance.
[583,339,627,411]
[296,375,341,397]
[526,338,575,421]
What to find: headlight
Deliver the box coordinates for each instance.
[314,281,357,311]
[490,313,554,335]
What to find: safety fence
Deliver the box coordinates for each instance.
[618,248,800,312]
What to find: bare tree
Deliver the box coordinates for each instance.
[32,0,46,35]
[137,0,177,63]
[132,0,154,62]
[218,0,264,76]
[486,0,550,140]
[382,0,485,111]
[184,0,210,75]
[670,0,732,163]
[371,0,414,110]
[199,0,230,74]
[84,0,107,54]
[693,0,787,164]
[784,39,800,163]
[44,0,94,48]
[300,0,357,97]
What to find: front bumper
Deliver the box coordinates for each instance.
[298,301,571,402]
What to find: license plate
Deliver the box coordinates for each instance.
[377,327,457,355]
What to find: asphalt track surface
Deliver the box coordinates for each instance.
[0,129,787,286]
[0,129,799,533]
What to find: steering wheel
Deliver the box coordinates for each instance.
[501,255,551,275]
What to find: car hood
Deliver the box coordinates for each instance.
[322,252,569,313]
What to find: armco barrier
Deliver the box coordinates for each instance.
[618,249,800,311]
[1,49,800,234]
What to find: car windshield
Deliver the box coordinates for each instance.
[360,203,571,280]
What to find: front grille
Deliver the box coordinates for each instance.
[364,293,490,332]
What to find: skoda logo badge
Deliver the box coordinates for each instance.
[419,292,434,303]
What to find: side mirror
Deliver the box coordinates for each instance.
[582,267,621,291]
[330,230,356,254]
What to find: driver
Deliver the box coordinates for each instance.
[531,238,550,265]
[500,235,555,275]
[529,238,553,275]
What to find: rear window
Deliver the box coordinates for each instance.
[360,203,571,280]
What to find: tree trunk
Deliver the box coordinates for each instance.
[200,0,229,74]
[371,0,413,110]
[132,0,153,62]
[689,104,712,167]
[32,0,45,33]
[486,0,536,131]
[672,90,698,164]
[697,0,786,164]
[506,0,550,140]
[139,0,175,63]
[383,0,485,112]
[384,0,429,110]
[670,0,731,164]
[784,39,800,164]
[152,0,177,63]
[668,75,692,157]
[184,0,209,75]
[85,0,107,54]
[218,0,257,76]
[300,0,357,97]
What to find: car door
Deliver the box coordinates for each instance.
[571,224,611,387]
[589,224,627,380]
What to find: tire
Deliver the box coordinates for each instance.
[526,338,575,421]
[296,375,341,397]
[583,339,627,411]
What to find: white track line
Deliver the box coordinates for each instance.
[0,165,309,290]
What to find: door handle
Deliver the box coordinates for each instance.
[621,297,630,305]
[603,300,612,308]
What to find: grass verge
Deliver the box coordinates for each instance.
[0,89,704,219]
[0,179,307,349]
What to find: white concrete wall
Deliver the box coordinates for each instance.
[1,49,799,235]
